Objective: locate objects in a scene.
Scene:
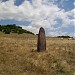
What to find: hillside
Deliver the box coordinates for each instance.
[0,24,34,35]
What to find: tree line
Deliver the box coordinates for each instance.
[0,24,34,35]
[57,36,73,38]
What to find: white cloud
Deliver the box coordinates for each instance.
[47,31,74,37]
[74,2,75,5]
[47,31,68,36]
[21,25,39,34]
[0,0,74,36]
[74,33,75,37]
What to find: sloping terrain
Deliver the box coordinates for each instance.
[0,25,34,35]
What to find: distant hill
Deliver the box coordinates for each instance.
[0,24,34,35]
[57,36,73,38]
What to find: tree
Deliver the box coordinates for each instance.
[0,24,34,35]
[4,28,11,34]
[0,25,1,31]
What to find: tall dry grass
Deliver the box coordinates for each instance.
[0,32,75,75]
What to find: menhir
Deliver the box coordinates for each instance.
[37,27,46,52]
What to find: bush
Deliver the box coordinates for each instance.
[4,28,11,34]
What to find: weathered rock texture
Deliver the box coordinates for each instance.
[37,27,46,52]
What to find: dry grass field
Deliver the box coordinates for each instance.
[0,32,75,75]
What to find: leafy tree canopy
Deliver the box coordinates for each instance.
[0,24,34,35]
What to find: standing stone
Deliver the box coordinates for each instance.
[37,27,46,52]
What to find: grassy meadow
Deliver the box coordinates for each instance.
[0,32,75,75]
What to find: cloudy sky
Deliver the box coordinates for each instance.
[0,0,74,37]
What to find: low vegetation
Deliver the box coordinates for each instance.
[0,33,75,75]
[0,24,34,35]
[57,36,73,38]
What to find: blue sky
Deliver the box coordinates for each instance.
[0,0,74,37]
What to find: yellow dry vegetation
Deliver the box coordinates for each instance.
[0,32,75,75]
